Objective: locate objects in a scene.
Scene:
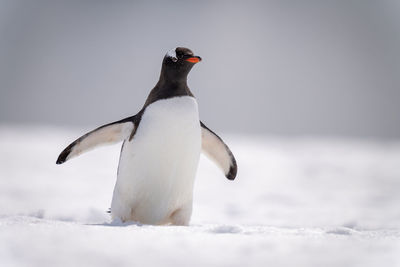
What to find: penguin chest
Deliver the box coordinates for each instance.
[114,96,201,223]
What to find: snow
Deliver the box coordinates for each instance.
[0,125,399,267]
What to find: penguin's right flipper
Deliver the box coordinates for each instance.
[56,116,137,164]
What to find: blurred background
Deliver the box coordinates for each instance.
[1,0,399,139]
[1,2,400,266]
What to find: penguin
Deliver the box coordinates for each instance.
[56,47,237,225]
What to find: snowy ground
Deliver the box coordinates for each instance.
[0,125,399,267]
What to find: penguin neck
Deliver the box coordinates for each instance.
[157,73,188,89]
[143,68,193,108]
[158,64,190,88]
[155,64,193,96]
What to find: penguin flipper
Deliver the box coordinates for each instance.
[56,117,137,164]
[200,121,237,180]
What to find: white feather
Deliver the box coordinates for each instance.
[166,48,177,59]
[66,122,134,161]
[111,96,201,225]
[201,127,232,176]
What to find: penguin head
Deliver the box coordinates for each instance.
[161,47,202,82]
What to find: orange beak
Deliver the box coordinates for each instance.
[185,56,202,63]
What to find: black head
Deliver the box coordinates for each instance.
[160,47,202,83]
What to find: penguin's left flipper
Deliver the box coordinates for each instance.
[56,116,137,165]
[200,121,237,180]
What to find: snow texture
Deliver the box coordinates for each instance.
[0,125,399,267]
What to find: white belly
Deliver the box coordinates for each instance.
[111,96,201,224]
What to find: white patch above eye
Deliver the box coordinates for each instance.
[166,48,177,59]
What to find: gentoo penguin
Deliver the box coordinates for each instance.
[56,47,237,225]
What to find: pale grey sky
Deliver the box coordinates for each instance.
[1,0,399,138]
